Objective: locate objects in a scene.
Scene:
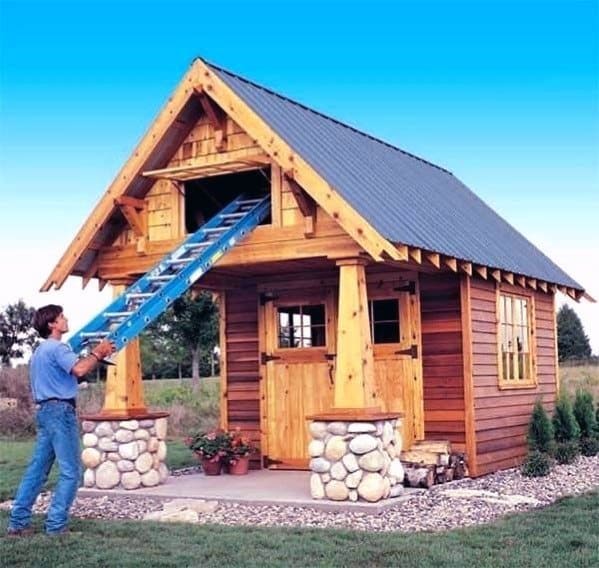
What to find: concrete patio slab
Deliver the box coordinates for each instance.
[78,470,422,514]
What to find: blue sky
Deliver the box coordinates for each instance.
[0,0,597,350]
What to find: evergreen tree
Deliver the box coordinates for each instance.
[552,392,580,464]
[0,300,38,367]
[573,389,597,439]
[557,305,591,361]
[527,399,554,454]
[552,393,580,443]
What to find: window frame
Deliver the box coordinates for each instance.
[497,288,537,390]
[275,303,327,350]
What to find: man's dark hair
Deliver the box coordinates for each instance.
[32,304,63,339]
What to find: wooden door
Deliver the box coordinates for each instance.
[368,281,423,449]
[262,287,336,468]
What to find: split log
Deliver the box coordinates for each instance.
[404,464,435,488]
[411,440,451,454]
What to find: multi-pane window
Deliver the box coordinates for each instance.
[499,293,534,386]
[368,299,400,344]
[277,304,326,348]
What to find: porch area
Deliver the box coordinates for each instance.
[78,469,420,514]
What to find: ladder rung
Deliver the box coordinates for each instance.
[127,293,153,299]
[104,311,134,318]
[148,275,175,281]
[220,213,245,219]
[237,198,262,205]
[169,258,194,265]
[80,331,110,338]
[204,227,228,233]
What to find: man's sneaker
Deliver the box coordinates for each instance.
[7,526,34,538]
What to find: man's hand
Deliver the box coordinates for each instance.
[92,340,116,360]
[72,340,117,378]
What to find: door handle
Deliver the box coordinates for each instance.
[325,353,336,386]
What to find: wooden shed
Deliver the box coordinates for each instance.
[43,58,589,478]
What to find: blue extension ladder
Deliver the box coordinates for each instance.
[68,194,270,355]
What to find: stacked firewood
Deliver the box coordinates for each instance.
[400,440,468,488]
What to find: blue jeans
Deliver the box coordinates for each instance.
[9,400,81,534]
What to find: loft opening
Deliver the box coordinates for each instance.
[184,168,271,233]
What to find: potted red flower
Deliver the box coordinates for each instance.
[225,429,256,475]
[187,430,230,475]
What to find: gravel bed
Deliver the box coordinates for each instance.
[5,455,598,533]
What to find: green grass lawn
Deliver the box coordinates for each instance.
[0,492,597,567]
[0,438,196,502]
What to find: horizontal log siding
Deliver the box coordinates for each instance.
[224,287,261,468]
[471,279,557,475]
[420,274,466,451]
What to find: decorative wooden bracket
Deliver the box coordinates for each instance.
[285,172,316,237]
[115,196,147,253]
[194,88,227,151]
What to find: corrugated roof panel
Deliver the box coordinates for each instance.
[207,62,583,290]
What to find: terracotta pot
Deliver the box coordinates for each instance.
[228,456,250,475]
[199,456,222,476]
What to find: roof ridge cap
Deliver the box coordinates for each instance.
[201,58,453,176]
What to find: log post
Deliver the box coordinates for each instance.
[101,284,147,417]
[333,258,378,409]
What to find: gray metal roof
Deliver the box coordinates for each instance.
[207,61,583,290]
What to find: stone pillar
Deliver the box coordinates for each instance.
[307,412,405,502]
[79,283,170,490]
[80,413,170,490]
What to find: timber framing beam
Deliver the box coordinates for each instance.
[142,152,271,181]
[115,196,145,238]
[194,88,227,150]
[285,173,317,238]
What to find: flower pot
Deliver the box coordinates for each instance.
[199,456,222,476]
[228,456,250,475]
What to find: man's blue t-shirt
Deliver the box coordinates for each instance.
[30,339,79,402]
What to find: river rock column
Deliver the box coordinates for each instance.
[308,414,404,502]
[80,413,170,490]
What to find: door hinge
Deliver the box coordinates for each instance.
[261,352,281,365]
[395,344,418,358]
[259,292,279,305]
[324,353,336,361]
[394,281,416,294]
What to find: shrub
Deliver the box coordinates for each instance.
[579,436,599,457]
[0,365,35,437]
[573,389,597,439]
[552,393,580,444]
[527,400,555,454]
[554,441,579,465]
[521,450,552,477]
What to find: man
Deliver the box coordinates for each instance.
[7,304,115,536]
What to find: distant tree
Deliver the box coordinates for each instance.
[140,292,218,385]
[557,305,591,362]
[171,292,219,387]
[0,300,38,367]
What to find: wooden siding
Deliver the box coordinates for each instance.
[168,114,263,170]
[471,279,557,475]
[222,286,261,468]
[420,274,466,452]
[112,113,265,249]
